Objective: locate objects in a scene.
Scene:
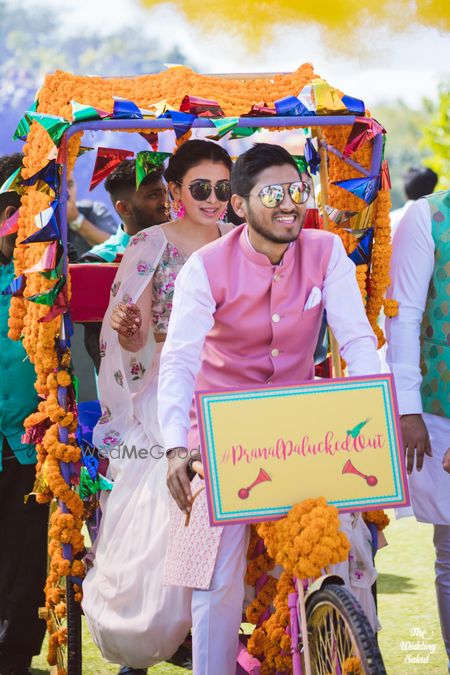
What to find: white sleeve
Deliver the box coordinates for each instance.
[323,236,381,377]
[158,253,215,450]
[386,199,434,414]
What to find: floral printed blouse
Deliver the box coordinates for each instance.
[151,242,188,333]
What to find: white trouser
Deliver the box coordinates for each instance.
[191,524,249,675]
[434,524,450,663]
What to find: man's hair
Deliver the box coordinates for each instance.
[104,159,163,201]
[231,143,300,197]
[0,153,23,214]
[404,166,438,200]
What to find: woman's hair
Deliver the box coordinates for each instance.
[164,139,232,184]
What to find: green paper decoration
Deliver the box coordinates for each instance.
[27,112,71,146]
[136,151,171,188]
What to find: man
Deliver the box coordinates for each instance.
[390,166,438,237]
[80,160,167,373]
[386,189,450,670]
[67,174,118,257]
[158,144,381,674]
[0,154,48,675]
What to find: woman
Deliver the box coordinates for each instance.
[82,140,233,668]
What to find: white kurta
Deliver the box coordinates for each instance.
[386,198,450,525]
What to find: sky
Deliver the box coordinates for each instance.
[30,0,449,108]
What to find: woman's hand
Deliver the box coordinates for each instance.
[110,302,142,338]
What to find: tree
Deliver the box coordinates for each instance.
[420,82,450,190]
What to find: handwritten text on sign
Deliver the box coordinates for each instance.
[195,375,409,526]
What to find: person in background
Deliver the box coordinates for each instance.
[0,154,48,675]
[387,188,450,672]
[67,174,118,257]
[390,166,438,237]
[80,160,168,373]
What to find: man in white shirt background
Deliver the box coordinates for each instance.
[389,166,438,238]
[387,188,450,671]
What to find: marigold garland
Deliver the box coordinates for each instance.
[363,509,390,532]
[247,498,351,672]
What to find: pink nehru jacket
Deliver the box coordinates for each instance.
[165,225,336,590]
[187,224,335,447]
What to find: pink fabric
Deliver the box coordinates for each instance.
[164,226,334,589]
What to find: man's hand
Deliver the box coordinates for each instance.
[443,448,450,474]
[400,414,432,474]
[167,448,192,514]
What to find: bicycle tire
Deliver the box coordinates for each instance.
[66,577,82,675]
[306,583,386,675]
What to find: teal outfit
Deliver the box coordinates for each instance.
[84,225,130,261]
[0,261,38,470]
[420,191,450,418]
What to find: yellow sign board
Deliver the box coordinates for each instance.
[195,375,409,526]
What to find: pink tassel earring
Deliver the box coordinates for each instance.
[172,199,185,219]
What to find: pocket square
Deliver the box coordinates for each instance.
[303,286,322,310]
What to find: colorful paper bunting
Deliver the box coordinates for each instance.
[139,131,159,151]
[274,95,310,117]
[26,112,71,146]
[180,95,224,117]
[344,118,385,157]
[24,242,60,274]
[230,127,258,139]
[27,276,65,306]
[304,138,320,174]
[348,228,374,265]
[83,455,99,481]
[341,94,366,115]
[71,100,110,122]
[0,275,26,297]
[293,155,308,174]
[303,208,322,230]
[297,85,316,114]
[136,151,171,188]
[0,167,24,195]
[38,286,69,322]
[380,160,392,190]
[207,117,239,140]
[19,160,61,197]
[89,147,134,191]
[324,205,359,225]
[333,175,380,204]
[0,210,19,237]
[12,100,39,141]
[161,110,196,140]
[312,78,347,115]
[113,97,143,119]
[21,215,60,245]
[242,103,277,117]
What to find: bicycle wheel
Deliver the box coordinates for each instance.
[306,584,386,675]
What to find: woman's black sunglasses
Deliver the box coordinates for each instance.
[178,179,232,202]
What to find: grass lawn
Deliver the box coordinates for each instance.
[31,516,447,674]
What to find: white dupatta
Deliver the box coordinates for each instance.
[92,225,167,453]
